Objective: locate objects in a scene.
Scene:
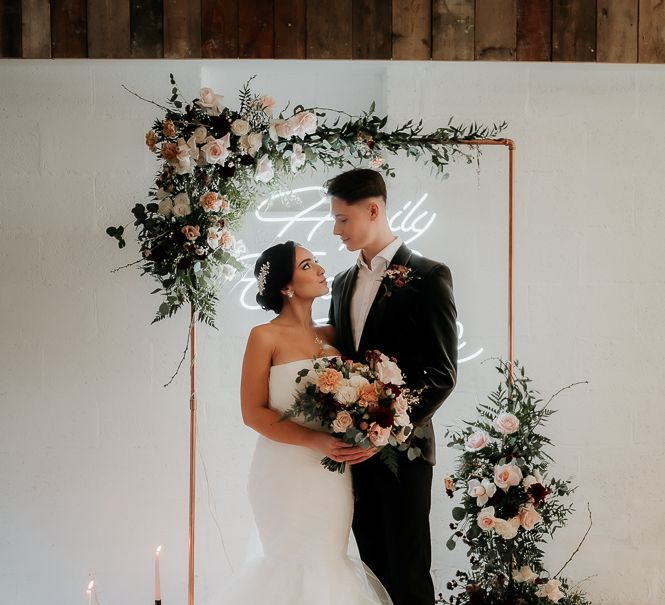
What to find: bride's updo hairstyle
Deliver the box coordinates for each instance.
[254,240,297,314]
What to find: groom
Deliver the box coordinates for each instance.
[327,168,458,605]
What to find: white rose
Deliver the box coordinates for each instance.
[465,429,490,452]
[394,412,411,427]
[231,119,250,136]
[290,143,306,171]
[512,565,537,583]
[477,507,496,532]
[494,462,523,492]
[467,478,496,507]
[194,126,207,144]
[197,87,224,115]
[331,410,354,433]
[392,395,408,416]
[173,193,191,217]
[493,412,520,435]
[207,228,220,250]
[374,353,404,385]
[494,516,520,540]
[536,579,565,603]
[158,199,173,217]
[334,385,359,407]
[254,156,274,183]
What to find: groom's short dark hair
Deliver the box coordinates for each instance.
[325,169,387,204]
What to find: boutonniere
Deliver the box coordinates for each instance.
[381,264,418,297]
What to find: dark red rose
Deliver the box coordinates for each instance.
[370,406,395,429]
[527,483,550,505]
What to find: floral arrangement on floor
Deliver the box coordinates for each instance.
[107,74,506,327]
[438,360,592,605]
[283,351,424,474]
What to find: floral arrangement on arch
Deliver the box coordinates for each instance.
[107,74,506,327]
[437,360,593,605]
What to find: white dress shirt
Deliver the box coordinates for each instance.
[350,236,403,350]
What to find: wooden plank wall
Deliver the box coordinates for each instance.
[0,0,661,62]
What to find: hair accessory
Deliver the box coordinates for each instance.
[257,261,270,295]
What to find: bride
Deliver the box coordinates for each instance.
[216,240,392,604]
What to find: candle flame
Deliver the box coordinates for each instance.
[156,545,162,555]
[87,579,95,591]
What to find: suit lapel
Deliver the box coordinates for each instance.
[338,265,358,355]
[358,244,413,354]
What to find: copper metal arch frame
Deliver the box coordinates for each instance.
[186,137,515,605]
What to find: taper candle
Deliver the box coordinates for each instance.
[155,546,162,604]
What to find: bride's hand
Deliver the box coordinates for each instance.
[308,433,376,463]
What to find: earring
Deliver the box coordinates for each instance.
[287,290,294,299]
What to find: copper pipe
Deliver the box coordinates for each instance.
[188,307,197,605]
[458,138,516,368]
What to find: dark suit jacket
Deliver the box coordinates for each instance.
[328,243,458,465]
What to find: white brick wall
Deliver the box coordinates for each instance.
[1,59,663,605]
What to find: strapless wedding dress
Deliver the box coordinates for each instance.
[214,358,393,605]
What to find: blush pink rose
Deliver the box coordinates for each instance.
[493,412,520,435]
[477,507,496,531]
[494,462,523,492]
[518,503,542,530]
[287,111,317,138]
[199,191,223,212]
[465,430,490,452]
[367,422,390,447]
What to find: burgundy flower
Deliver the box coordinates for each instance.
[527,483,550,505]
[370,406,395,429]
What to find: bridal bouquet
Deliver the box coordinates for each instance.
[283,351,421,474]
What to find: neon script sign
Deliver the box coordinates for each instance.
[236,186,483,363]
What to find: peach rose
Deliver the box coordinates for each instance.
[181,225,200,241]
[536,579,565,603]
[518,503,542,530]
[260,95,275,115]
[368,422,390,446]
[162,119,176,138]
[494,462,523,492]
[465,429,490,452]
[358,383,379,407]
[317,368,343,394]
[158,199,173,217]
[219,230,234,250]
[145,130,158,151]
[199,191,222,213]
[370,156,385,169]
[331,410,353,433]
[161,142,178,163]
[493,412,520,435]
[477,507,496,532]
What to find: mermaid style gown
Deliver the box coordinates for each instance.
[216,358,393,605]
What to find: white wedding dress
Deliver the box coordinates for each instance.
[215,358,393,605]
